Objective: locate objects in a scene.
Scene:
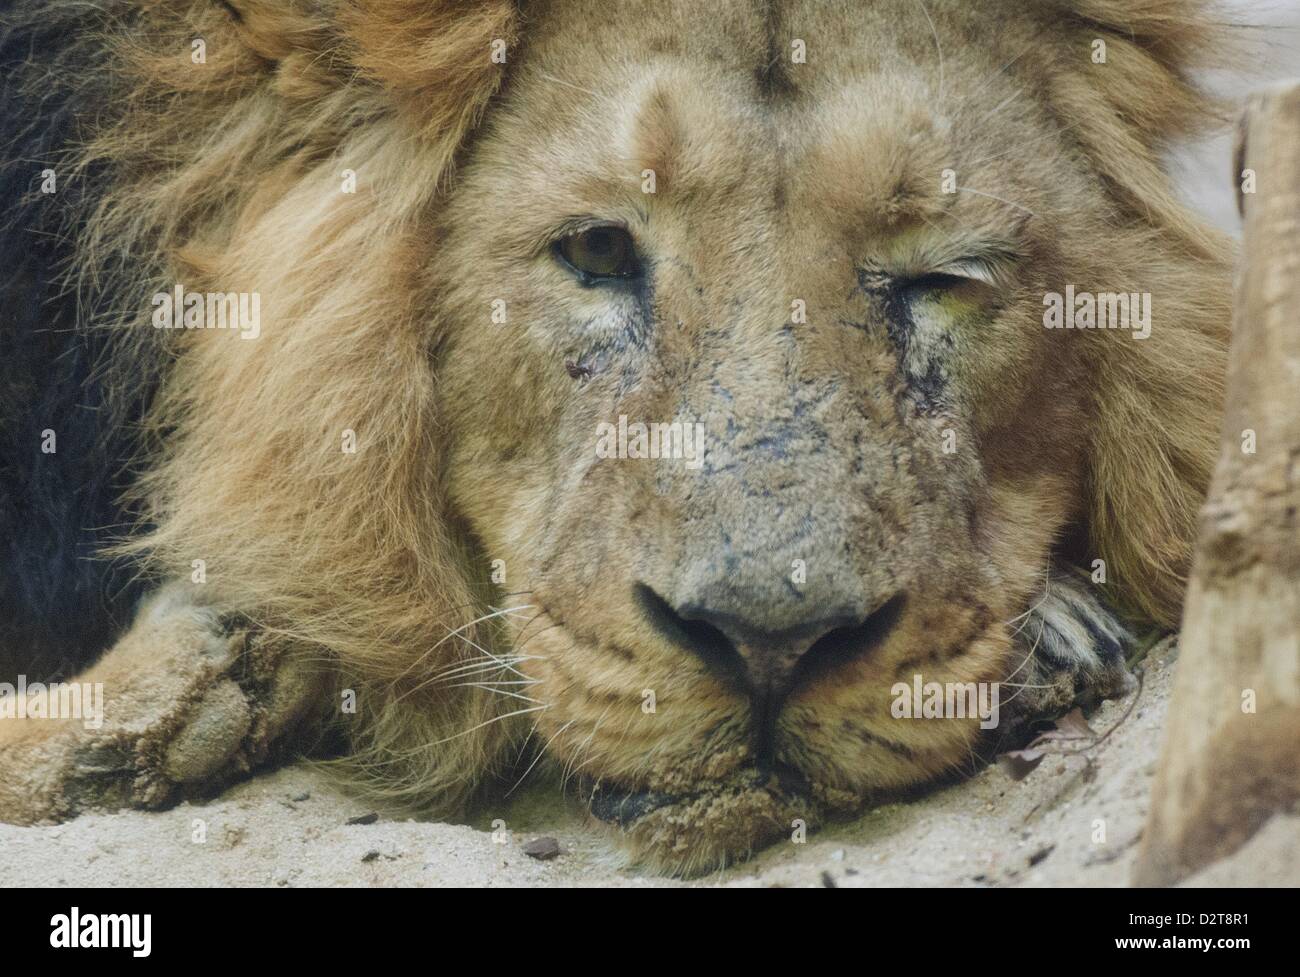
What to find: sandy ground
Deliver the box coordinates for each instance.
[8,637,1293,888]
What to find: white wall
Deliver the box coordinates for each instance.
[1173,0,1300,231]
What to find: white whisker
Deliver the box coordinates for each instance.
[395,603,535,683]
[537,72,600,98]
[424,705,549,747]
[505,719,575,797]
[914,0,944,105]
[955,186,1036,217]
[960,48,1031,106]
[444,683,544,705]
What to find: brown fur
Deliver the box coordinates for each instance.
[5,0,1232,874]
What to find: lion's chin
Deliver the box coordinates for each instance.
[584,765,839,877]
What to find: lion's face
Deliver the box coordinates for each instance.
[426,0,1114,866]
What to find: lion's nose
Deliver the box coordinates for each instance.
[634,583,905,754]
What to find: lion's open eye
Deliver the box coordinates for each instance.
[555,226,641,283]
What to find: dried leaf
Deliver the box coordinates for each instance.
[998,748,1046,780]
[1048,707,1095,740]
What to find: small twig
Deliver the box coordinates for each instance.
[1047,667,1146,757]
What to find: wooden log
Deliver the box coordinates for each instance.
[1133,82,1300,887]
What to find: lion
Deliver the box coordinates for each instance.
[0,0,1231,876]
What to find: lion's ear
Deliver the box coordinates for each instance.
[215,1,333,62]
[341,1,518,137]
[218,1,519,127]
[1045,0,1236,258]
[216,0,519,178]
[1052,0,1230,87]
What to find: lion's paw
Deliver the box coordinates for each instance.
[6,584,325,821]
[999,572,1137,737]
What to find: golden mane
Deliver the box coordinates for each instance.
[80,0,523,811]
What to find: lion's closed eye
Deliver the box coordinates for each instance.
[890,254,1013,311]
[897,271,994,310]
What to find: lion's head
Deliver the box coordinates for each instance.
[83,0,1230,873]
